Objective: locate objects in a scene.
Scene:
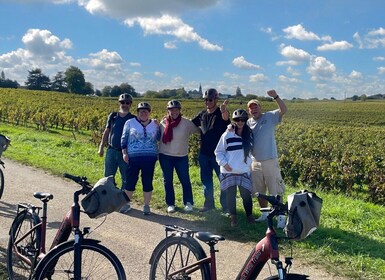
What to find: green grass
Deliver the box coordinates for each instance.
[1,123,385,279]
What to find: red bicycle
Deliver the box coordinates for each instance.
[7,173,126,279]
[149,193,309,280]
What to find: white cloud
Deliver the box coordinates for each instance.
[280,45,310,61]
[79,0,220,18]
[378,67,385,74]
[317,41,353,51]
[249,73,267,83]
[307,56,336,81]
[278,75,300,83]
[164,41,177,49]
[130,62,141,67]
[77,49,123,70]
[354,28,385,49]
[154,71,165,77]
[373,56,385,61]
[349,70,362,79]
[283,24,320,41]
[124,15,222,51]
[232,56,261,70]
[223,72,239,79]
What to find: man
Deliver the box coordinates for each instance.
[98,93,135,191]
[247,89,287,228]
[192,88,230,212]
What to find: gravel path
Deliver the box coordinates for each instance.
[0,159,347,279]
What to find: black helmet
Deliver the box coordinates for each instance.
[232,109,248,120]
[118,93,133,102]
[167,100,182,109]
[137,102,151,112]
[202,88,218,99]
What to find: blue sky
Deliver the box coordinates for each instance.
[0,0,384,99]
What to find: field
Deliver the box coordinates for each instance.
[1,88,385,279]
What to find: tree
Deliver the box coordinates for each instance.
[51,71,67,92]
[110,85,122,97]
[84,82,94,95]
[25,68,51,90]
[120,83,137,97]
[64,66,85,94]
[101,86,112,97]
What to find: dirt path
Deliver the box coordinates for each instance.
[0,159,347,279]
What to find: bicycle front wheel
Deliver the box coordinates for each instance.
[7,209,41,280]
[0,168,4,199]
[265,273,310,280]
[33,239,126,279]
[149,235,211,280]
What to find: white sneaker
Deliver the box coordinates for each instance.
[167,205,176,213]
[255,212,268,222]
[184,202,193,212]
[277,215,286,229]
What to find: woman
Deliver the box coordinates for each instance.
[159,100,200,213]
[120,102,160,215]
[215,109,254,227]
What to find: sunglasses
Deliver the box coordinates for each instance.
[204,99,214,102]
[234,118,247,122]
[120,101,132,105]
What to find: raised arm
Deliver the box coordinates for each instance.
[267,89,287,117]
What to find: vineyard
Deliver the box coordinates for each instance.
[1,88,385,203]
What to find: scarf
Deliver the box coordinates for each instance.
[162,114,182,144]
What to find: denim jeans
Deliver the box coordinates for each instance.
[104,147,127,188]
[159,153,193,206]
[198,153,227,210]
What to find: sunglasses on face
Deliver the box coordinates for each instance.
[204,99,214,102]
[120,101,132,105]
[234,118,247,122]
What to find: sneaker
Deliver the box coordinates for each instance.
[119,203,131,213]
[143,204,151,215]
[167,205,176,213]
[230,215,238,227]
[277,215,286,229]
[184,202,193,212]
[255,212,268,222]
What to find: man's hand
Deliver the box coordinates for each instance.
[224,163,232,172]
[267,89,278,99]
[220,99,229,113]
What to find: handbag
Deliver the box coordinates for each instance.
[81,176,129,219]
[284,190,323,240]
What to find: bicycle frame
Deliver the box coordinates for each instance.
[11,183,88,277]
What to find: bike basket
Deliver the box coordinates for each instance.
[0,134,10,157]
[81,176,129,219]
[284,190,323,240]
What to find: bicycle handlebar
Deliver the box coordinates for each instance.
[63,173,92,189]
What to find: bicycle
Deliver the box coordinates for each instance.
[149,193,310,280]
[7,173,127,280]
[0,133,11,200]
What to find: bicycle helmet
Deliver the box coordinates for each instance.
[118,93,133,102]
[202,88,218,100]
[137,102,151,112]
[167,100,182,109]
[232,109,248,120]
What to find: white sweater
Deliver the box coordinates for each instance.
[215,130,252,174]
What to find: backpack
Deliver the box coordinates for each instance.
[81,176,129,219]
[284,190,323,240]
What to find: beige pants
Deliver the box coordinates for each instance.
[251,158,285,196]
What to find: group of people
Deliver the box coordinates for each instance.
[98,88,287,228]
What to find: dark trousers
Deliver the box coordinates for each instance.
[226,185,253,216]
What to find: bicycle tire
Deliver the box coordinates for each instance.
[7,209,41,280]
[149,235,211,280]
[265,273,310,280]
[33,238,126,279]
[0,168,4,199]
